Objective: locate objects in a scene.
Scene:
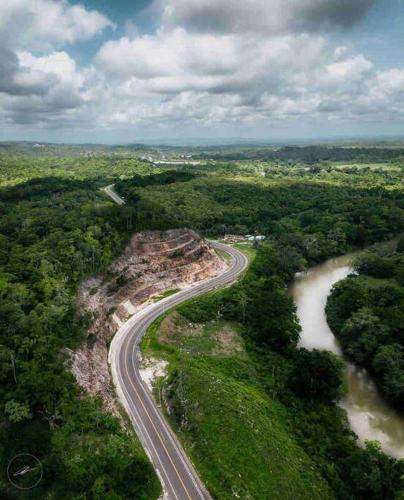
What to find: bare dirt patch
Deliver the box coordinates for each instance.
[159,312,203,345]
[213,325,243,355]
[139,357,169,392]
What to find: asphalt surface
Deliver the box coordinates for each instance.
[109,241,249,500]
[102,184,125,205]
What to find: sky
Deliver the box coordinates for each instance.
[1,0,404,144]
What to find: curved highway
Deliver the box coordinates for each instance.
[109,242,248,500]
[101,184,125,205]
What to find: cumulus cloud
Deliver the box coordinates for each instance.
[0,0,113,49]
[0,0,112,127]
[156,0,376,35]
[97,29,248,86]
[96,28,327,97]
[377,69,404,95]
[0,47,56,96]
[2,51,91,126]
[18,51,84,88]
[95,29,404,132]
[91,0,404,134]
[3,0,404,137]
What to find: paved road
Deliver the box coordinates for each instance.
[109,242,248,499]
[101,184,125,205]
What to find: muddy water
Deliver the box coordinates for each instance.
[291,255,404,459]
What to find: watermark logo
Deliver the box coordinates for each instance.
[7,453,43,490]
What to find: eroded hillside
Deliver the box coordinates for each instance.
[70,229,226,414]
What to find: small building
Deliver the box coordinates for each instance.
[246,235,266,242]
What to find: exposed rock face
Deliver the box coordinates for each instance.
[70,229,226,415]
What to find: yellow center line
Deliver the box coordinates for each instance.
[123,334,194,500]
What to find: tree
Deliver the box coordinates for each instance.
[290,349,345,403]
[246,277,300,350]
[4,400,31,423]
[340,308,389,364]
[373,344,404,407]
[397,235,404,253]
[342,441,404,499]
[354,253,394,279]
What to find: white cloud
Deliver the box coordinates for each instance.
[97,29,239,81]
[18,51,84,87]
[97,29,327,96]
[377,69,404,94]
[2,50,89,126]
[0,0,113,49]
[91,0,402,131]
[3,0,404,137]
[156,0,376,35]
[94,20,404,132]
[325,55,373,84]
[0,0,112,126]
[0,47,56,96]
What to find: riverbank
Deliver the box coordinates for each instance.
[291,253,404,459]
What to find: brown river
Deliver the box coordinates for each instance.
[291,254,404,459]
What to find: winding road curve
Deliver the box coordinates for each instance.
[101,184,125,205]
[109,242,249,499]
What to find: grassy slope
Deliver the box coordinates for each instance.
[142,314,334,499]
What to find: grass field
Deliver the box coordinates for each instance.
[141,312,334,499]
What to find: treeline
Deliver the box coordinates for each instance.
[177,239,404,498]
[326,238,404,409]
[195,145,404,163]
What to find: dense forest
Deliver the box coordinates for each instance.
[194,145,404,162]
[0,149,403,498]
[327,240,404,409]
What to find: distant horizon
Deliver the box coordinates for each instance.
[2,134,404,148]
